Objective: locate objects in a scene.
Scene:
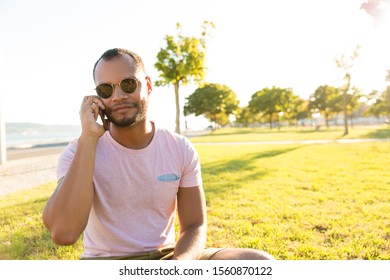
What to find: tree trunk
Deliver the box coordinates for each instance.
[342,76,350,136]
[174,82,181,134]
[342,91,349,135]
[325,112,329,129]
[211,114,216,131]
[350,114,354,128]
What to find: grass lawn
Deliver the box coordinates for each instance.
[0,183,83,259]
[199,142,390,259]
[0,126,389,259]
[189,125,390,143]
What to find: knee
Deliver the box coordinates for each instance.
[238,249,275,260]
[210,248,275,260]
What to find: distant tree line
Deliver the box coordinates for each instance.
[183,80,390,131]
[154,20,390,134]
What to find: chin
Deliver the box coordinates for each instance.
[111,118,137,127]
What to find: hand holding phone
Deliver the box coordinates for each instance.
[99,109,110,131]
[80,96,108,137]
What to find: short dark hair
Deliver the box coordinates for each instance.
[93,48,146,80]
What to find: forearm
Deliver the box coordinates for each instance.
[173,223,207,260]
[42,135,98,245]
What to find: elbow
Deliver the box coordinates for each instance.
[43,216,81,246]
[50,228,80,246]
[42,209,82,246]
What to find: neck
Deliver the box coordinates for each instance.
[109,120,155,149]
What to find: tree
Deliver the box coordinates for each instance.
[184,83,239,129]
[235,106,257,127]
[381,87,390,122]
[336,45,360,135]
[366,90,382,117]
[308,85,342,129]
[368,87,390,122]
[287,96,310,126]
[248,87,296,129]
[154,21,215,134]
[345,86,362,126]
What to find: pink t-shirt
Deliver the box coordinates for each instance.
[57,124,203,258]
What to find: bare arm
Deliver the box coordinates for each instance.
[42,96,106,245]
[173,186,207,260]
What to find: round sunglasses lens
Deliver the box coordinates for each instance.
[121,79,137,93]
[96,84,112,98]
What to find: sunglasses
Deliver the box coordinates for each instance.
[95,78,139,99]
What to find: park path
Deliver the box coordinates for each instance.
[1,138,389,197]
[0,147,64,197]
[0,154,59,197]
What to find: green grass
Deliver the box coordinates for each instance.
[0,184,83,259]
[189,125,390,143]
[199,142,390,260]
[1,126,389,259]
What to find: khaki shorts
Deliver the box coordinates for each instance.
[81,247,224,260]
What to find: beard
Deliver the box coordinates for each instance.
[105,100,148,128]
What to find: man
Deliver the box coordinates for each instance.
[42,48,274,260]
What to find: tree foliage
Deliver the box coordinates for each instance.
[308,85,342,128]
[184,83,239,128]
[289,97,310,125]
[248,87,297,129]
[154,21,215,134]
[368,87,390,119]
[235,106,258,127]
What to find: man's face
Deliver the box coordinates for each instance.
[94,54,151,127]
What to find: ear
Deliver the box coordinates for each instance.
[145,76,153,95]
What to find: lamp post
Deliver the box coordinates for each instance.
[278,111,284,131]
[0,92,6,164]
[312,110,321,131]
[0,37,5,164]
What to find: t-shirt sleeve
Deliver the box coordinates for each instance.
[179,138,203,188]
[56,139,78,181]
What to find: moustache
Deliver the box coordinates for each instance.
[108,102,140,113]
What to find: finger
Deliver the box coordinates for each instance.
[90,103,100,120]
[81,97,105,116]
[81,97,97,117]
[89,96,105,110]
[82,96,94,108]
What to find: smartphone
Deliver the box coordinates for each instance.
[99,109,110,131]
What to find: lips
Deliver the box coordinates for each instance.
[111,103,137,112]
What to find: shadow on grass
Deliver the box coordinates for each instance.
[294,129,340,134]
[192,127,345,138]
[193,130,258,138]
[363,127,390,139]
[196,129,291,137]
[202,146,301,199]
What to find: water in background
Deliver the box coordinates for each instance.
[5,123,81,149]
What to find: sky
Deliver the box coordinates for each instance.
[1,0,390,131]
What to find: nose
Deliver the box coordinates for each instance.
[111,84,128,102]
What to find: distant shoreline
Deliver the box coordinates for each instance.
[6,141,70,151]
[6,142,68,161]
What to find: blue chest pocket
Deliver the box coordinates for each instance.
[157,173,181,182]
